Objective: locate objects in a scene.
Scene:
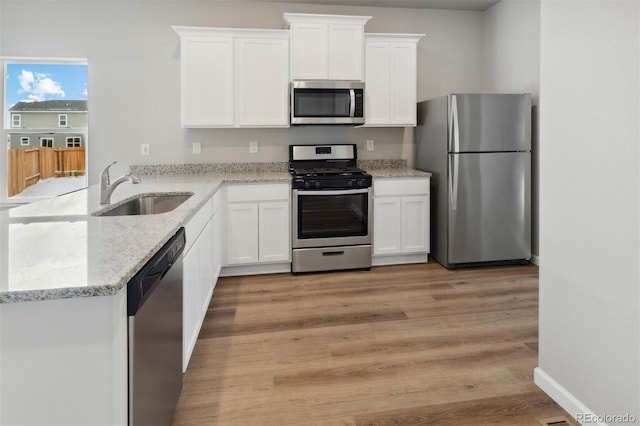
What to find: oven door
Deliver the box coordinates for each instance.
[293,188,372,249]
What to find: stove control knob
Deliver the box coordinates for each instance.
[358,179,365,187]
[315,181,321,189]
[304,181,310,189]
[348,180,354,187]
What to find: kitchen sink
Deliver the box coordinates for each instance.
[93,193,193,217]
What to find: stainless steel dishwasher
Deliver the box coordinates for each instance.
[127,228,185,426]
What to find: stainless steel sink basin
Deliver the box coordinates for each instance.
[94,193,193,217]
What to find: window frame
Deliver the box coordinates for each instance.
[40,137,54,148]
[11,114,20,127]
[58,114,68,127]
[66,136,81,147]
[20,136,30,146]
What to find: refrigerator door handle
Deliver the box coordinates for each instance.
[450,95,460,153]
[449,95,460,211]
[449,154,459,211]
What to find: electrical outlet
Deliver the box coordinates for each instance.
[249,141,258,154]
[366,140,374,151]
[141,144,150,156]
[192,142,201,155]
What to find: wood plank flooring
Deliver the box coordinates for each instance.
[172,261,576,426]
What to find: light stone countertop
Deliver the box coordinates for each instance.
[0,164,429,304]
[0,171,289,304]
[368,168,432,179]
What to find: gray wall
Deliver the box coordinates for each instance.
[0,0,485,183]
[538,0,639,422]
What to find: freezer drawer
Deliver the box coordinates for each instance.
[447,152,530,264]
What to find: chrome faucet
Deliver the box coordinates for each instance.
[100,161,141,204]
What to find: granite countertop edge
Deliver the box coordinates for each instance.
[1,161,429,304]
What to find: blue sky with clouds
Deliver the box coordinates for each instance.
[5,63,88,110]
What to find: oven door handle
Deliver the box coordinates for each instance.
[295,189,370,196]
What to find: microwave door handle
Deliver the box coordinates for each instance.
[349,89,356,117]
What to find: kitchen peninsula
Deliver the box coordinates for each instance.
[0,161,429,425]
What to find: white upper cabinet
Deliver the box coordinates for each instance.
[284,13,371,81]
[364,33,423,127]
[235,35,289,126]
[173,27,289,128]
[177,33,234,127]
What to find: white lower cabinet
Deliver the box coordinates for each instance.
[183,195,216,371]
[211,190,223,286]
[373,177,430,265]
[226,202,259,264]
[223,183,291,276]
[258,202,291,263]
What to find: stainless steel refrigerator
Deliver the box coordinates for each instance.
[416,94,531,268]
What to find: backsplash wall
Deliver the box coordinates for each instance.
[181,127,409,165]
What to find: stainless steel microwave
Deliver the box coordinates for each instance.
[290,81,365,125]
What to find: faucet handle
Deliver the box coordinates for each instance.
[102,161,118,184]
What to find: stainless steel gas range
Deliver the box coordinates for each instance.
[289,144,373,274]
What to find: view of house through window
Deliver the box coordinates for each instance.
[4,61,88,199]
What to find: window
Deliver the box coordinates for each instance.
[66,136,81,147]
[4,60,89,200]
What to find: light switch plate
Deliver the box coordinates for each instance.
[249,141,258,154]
[366,140,374,151]
[141,144,150,156]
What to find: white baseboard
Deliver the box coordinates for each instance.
[531,254,540,265]
[534,367,602,425]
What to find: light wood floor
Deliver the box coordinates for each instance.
[172,261,575,426]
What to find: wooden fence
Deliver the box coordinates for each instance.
[7,147,86,197]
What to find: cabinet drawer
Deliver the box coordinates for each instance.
[184,197,213,253]
[226,183,290,202]
[374,178,429,196]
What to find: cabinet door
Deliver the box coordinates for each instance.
[197,219,214,318]
[182,245,199,371]
[402,196,429,253]
[211,208,222,287]
[290,23,328,80]
[180,36,234,127]
[226,203,259,265]
[373,197,402,255]
[389,42,418,125]
[364,36,419,127]
[258,201,291,263]
[364,41,390,126]
[183,217,215,372]
[236,36,289,127]
[328,24,364,80]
